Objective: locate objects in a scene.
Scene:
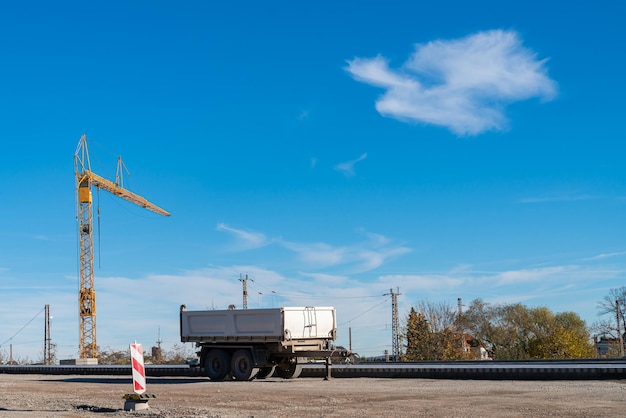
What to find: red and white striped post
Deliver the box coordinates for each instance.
[130,342,146,394]
[123,341,156,411]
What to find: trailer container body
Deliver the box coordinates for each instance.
[181,306,336,342]
[180,305,346,381]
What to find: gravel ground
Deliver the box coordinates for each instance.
[0,374,625,417]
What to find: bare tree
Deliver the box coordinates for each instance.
[596,286,626,356]
[414,300,458,332]
[597,286,626,334]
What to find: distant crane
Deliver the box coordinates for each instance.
[74,134,170,360]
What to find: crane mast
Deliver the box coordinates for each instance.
[74,134,170,360]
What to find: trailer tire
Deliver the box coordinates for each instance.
[256,366,275,379]
[204,349,231,381]
[275,358,303,379]
[231,349,259,381]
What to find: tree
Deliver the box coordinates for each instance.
[462,299,594,360]
[404,308,431,361]
[597,286,626,331]
[594,286,626,355]
[413,300,458,333]
[527,309,594,359]
[404,303,468,361]
[98,347,130,365]
[162,343,196,364]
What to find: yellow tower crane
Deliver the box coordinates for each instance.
[74,134,170,361]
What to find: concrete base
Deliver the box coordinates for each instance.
[124,399,150,411]
[123,393,156,411]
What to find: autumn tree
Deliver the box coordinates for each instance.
[527,309,595,359]
[461,299,593,360]
[404,302,468,361]
[404,308,431,361]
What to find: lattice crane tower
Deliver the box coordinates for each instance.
[74,135,170,360]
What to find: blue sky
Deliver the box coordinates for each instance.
[1,1,625,361]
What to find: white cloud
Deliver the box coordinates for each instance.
[334,153,367,177]
[299,272,350,285]
[346,29,557,136]
[379,274,464,290]
[280,241,349,268]
[3,253,625,361]
[584,251,626,261]
[279,232,410,274]
[216,223,270,250]
[494,266,570,286]
[358,227,391,246]
[298,110,309,121]
[518,194,599,204]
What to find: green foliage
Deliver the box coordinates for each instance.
[404,308,430,361]
[404,306,469,361]
[461,299,594,360]
[405,299,594,361]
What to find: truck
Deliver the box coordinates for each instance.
[180,304,350,380]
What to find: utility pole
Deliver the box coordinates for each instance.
[44,304,51,365]
[617,300,624,357]
[349,326,352,352]
[384,288,401,361]
[458,297,464,351]
[239,274,248,310]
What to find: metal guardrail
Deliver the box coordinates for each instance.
[1,360,625,380]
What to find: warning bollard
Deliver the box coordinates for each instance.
[123,342,156,411]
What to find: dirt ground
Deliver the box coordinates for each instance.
[0,374,625,417]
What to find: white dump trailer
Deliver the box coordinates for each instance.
[180,305,349,380]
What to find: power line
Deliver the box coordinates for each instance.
[0,306,45,348]
[338,297,390,325]
[244,275,383,300]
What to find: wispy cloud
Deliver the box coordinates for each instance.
[493,266,571,286]
[298,110,309,121]
[335,153,367,177]
[379,274,464,290]
[281,241,346,267]
[518,194,599,204]
[583,251,626,261]
[279,230,410,273]
[216,223,270,250]
[346,29,557,136]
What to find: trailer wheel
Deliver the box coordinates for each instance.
[204,349,231,381]
[256,366,275,379]
[275,358,303,379]
[231,349,259,381]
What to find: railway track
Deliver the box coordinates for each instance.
[1,359,625,380]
